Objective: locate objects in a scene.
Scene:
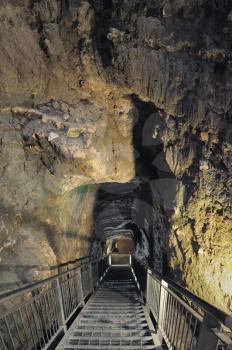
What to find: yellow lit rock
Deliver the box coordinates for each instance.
[200,131,209,142]
[67,127,81,138]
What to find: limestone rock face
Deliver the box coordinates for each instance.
[13,100,134,191]
[0,109,95,287]
[0,1,135,291]
[0,97,134,290]
[0,0,231,315]
[93,0,232,313]
[162,112,232,313]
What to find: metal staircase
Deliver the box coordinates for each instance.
[57,266,155,349]
[0,254,231,350]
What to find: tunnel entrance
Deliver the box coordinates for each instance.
[92,96,176,273]
[105,235,135,255]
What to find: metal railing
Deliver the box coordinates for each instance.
[1,252,231,350]
[0,255,109,350]
[131,256,232,350]
[147,271,202,350]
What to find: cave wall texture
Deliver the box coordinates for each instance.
[0,0,231,314]
[92,181,168,272]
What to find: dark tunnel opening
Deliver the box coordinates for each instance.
[92,96,177,274]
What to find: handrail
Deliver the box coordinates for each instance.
[132,255,231,325]
[1,254,230,350]
[0,255,110,350]
[131,255,232,350]
[155,271,231,326]
[0,255,99,304]
[54,255,91,268]
[110,253,131,256]
[163,275,231,326]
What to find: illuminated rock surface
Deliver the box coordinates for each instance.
[0,0,231,313]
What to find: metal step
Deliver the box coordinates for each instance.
[68,335,153,343]
[82,311,145,316]
[74,322,150,329]
[58,266,155,350]
[85,305,143,309]
[75,322,150,329]
[72,330,152,337]
[63,346,155,350]
[77,320,147,326]
[79,313,146,319]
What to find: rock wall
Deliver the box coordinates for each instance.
[156,110,232,314]
[0,99,134,291]
[0,107,98,289]
[0,1,135,291]
[93,181,168,271]
[0,0,231,314]
[92,0,232,313]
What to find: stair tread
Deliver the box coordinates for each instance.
[72,330,151,336]
[68,335,153,341]
[75,323,149,329]
[63,346,155,350]
[57,266,155,350]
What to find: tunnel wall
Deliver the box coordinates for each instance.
[0,0,231,314]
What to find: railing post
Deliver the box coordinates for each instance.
[157,280,168,343]
[146,269,150,303]
[78,269,85,305]
[196,314,219,350]
[129,254,132,265]
[95,261,99,288]
[109,254,112,266]
[146,269,152,305]
[89,262,94,292]
[97,258,101,286]
[98,257,102,281]
[146,269,151,315]
[99,256,105,282]
[55,278,67,333]
[158,280,168,325]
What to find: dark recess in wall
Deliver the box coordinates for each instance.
[92,96,174,271]
[92,1,114,67]
[132,95,162,180]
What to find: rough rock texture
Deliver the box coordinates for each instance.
[93,181,168,271]
[0,106,97,288]
[154,109,232,313]
[0,0,231,314]
[0,99,134,290]
[0,0,136,292]
[91,0,232,313]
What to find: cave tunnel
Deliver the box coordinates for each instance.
[91,96,176,274]
[1,1,232,348]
